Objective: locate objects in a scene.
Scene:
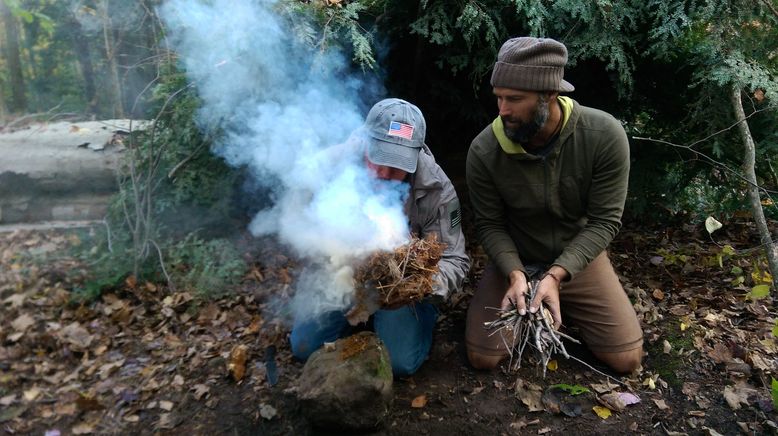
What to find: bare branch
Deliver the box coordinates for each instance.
[632,136,778,197]
[759,0,778,20]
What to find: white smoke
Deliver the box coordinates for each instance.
[159,0,408,320]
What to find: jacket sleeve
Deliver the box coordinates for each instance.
[424,183,470,299]
[552,117,629,278]
[466,145,525,278]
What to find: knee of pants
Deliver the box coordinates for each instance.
[289,328,316,361]
[289,311,349,361]
[390,350,426,377]
[374,303,437,377]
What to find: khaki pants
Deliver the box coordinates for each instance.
[466,252,643,356]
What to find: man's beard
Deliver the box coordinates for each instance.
[502,95,550,144]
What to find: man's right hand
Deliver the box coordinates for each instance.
[501,270,529,314]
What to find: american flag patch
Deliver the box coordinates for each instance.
[387,121,414,140]
[448,200,462,229]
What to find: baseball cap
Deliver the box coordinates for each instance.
[363,98,426,173]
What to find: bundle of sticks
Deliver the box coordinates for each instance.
[353,234,444,309]
[484,280,580,376]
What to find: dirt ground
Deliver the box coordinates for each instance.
[1,218,777,435]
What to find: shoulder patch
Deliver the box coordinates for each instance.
[447,200,461,229]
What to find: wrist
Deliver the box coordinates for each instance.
[509,270,527,285]
[543,271,562,286]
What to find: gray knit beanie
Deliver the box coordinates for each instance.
[490,37,575,92]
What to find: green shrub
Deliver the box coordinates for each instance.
[166,234,247,298]
[76,64,248,300]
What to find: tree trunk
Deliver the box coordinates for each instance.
[0,77,7,123]
[99,1,124,118]
[22,19,38,88]
[731,85,778,292]
[66,15,98,114]
[0,1,27,112]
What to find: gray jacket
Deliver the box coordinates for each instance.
[327,135,470,299]
[407,146,470,298]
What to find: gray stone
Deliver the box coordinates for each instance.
[297,331,393,431]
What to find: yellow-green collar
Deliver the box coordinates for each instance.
[492,96,573,154]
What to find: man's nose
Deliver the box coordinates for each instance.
[375,166,391,179]
[498,101,511,117]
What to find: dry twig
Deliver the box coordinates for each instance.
[484,281,626,385]
[485,280,577,376]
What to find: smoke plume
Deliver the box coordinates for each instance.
[159,0,408,321]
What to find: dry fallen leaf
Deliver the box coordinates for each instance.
[653,398,670,411]
[411,395,428,408]
[58,322,93,350]
[722,383,756,410]
[0,394,15,407]
[192,384,209,400]
[23,387,41,402]
[749,353,772,371]
[546,360,558,371]
[619,392,640,406]
[516,380,544,412]
[71,422,96,435]
[589,381,618,394]
[158,413,175,429]
[159,400,174,411]
[228,344,249,381]
[4,294,26,308]
[652,289,665,300]
[598,393,627,412]
[663,340,672,354]
[55,402,77,416]
[708,342,733,364]
[11,313,35,332]
[593,405,612,419]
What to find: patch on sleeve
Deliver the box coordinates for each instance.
[447,200,462,229]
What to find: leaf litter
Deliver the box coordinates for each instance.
[0,221,777,434]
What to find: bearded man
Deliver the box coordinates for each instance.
[465,37,643,373]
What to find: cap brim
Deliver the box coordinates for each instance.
[367,139,419,173]
[559,79,575,92]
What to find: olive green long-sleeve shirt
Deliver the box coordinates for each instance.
[466,98,629,279]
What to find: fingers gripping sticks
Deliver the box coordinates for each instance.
[484,279,579,377]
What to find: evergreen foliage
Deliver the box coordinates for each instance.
[3,0,778,292]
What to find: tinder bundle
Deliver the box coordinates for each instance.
[354,234,444,308]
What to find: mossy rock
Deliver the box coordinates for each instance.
[297,331,393,431]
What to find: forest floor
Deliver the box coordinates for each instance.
[1,217,777,435]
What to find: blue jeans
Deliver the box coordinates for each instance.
[290,303,438,376]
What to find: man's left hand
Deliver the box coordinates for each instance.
[528,267,567,329]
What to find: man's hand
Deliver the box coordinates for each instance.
[501,270,529,314]
[528,267,567,329]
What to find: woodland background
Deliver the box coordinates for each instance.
[2,1,777,257]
